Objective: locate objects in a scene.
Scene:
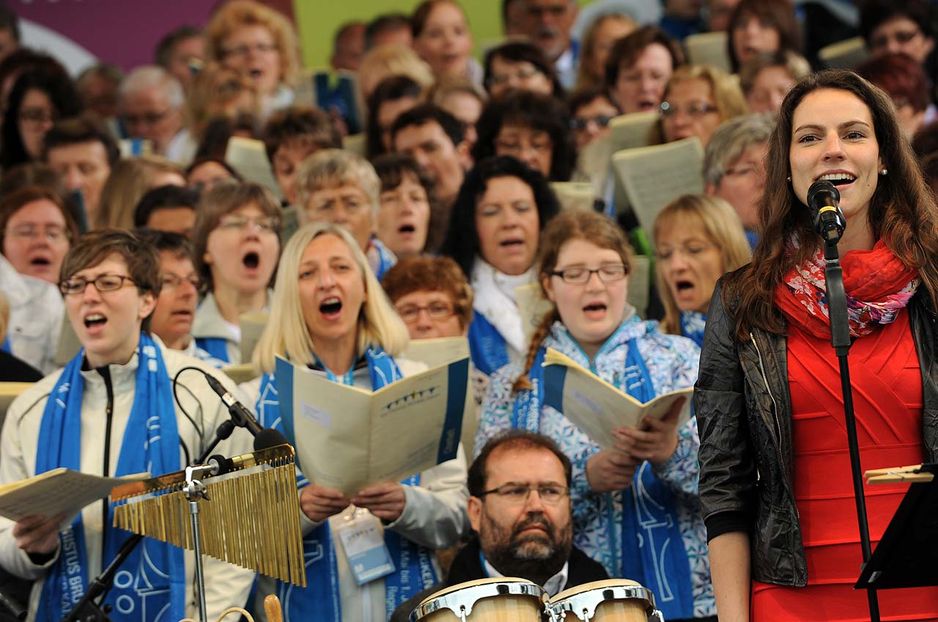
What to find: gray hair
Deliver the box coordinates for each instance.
[703,113,775,187]
[118,65,184,110]
[295,148,381,222]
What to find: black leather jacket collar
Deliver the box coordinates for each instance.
[695,280,938,586]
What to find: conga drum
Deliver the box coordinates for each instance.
[547,579,663,622]
[410,577,548,622]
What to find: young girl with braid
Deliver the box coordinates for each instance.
[475,210,714,621]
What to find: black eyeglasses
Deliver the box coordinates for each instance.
[570,115,614,131]
[479,483,569,505]
[659,101,718,118]
[550,264,628,284]
[396,301,455,324]
[59,274,135,296]
[160,274,202,290]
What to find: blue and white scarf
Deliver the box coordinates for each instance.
[368,237,397,281]
[194,337,230,364]
[679,311,707,348]
[255,345,437,621]
[511,320,695,621]
[468,313,511,376]
[35,333,185,622]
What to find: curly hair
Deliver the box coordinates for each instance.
[440,155,562,279]
[472,90,576,182]
[381,255,473,329]
[204,0,301,88]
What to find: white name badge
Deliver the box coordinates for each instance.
[336,509,395,585]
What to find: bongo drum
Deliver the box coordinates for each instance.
[547,579,663,622]
[410,577,548,622]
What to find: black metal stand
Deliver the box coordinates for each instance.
[823,239,880,622]
[857,464,938,590]
[61,534,141,622]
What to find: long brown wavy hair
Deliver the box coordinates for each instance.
[512,210,632,392]
[725,69,938,341]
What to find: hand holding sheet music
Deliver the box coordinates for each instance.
[0,469,148,523]
[275,355,468,495]
[541,348,692,449]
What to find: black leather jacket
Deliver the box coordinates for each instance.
[694,279,938,586]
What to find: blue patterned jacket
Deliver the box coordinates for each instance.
[476,315,715,618]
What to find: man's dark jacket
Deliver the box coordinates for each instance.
[389,536,608,622]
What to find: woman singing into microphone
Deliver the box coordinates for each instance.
[696,69,938,621]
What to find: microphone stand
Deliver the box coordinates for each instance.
[822,237,880,622]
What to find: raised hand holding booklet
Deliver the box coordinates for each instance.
[275,356,468,495]
[541,348,692,448]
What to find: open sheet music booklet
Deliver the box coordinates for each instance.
[224,136,281,194]
[541,348,692,449]
[0,469,148,523]
[611,137,704,232]
[275,355,469,495]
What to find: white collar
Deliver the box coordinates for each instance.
[482,557,569,597]
[470,257,534,355]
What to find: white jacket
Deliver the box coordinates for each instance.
[191,292,243,365]
[0,342,256,620]
[242,357,469,622]
[0,255,63,374]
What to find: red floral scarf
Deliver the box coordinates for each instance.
[774,240,919,339]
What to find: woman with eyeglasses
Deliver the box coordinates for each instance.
[204,0,301,119]
[482,40,564,101]
[568,85,621,150]
[861,0,936,67]
[473,91,576,182]
[247,221,467,622]
[476,209,713,622]
[0,66,83,170]
[190,182,281,364]
[653,195,751,347]
[441,156,561,378]
[136,229,226,368]
[0,186,78,284]
[657,64,748,148]
[0,229,255,620]
[383,255,472,341]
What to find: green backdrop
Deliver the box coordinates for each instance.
[293,0,591,71]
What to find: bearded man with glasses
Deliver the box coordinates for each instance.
[391,431,607,622]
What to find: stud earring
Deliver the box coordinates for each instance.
[786,175,791,182]
[880,168,888,176]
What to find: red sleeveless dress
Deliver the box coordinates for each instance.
[751,311,938,621]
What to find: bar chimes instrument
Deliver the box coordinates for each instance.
[110,444,307,588]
